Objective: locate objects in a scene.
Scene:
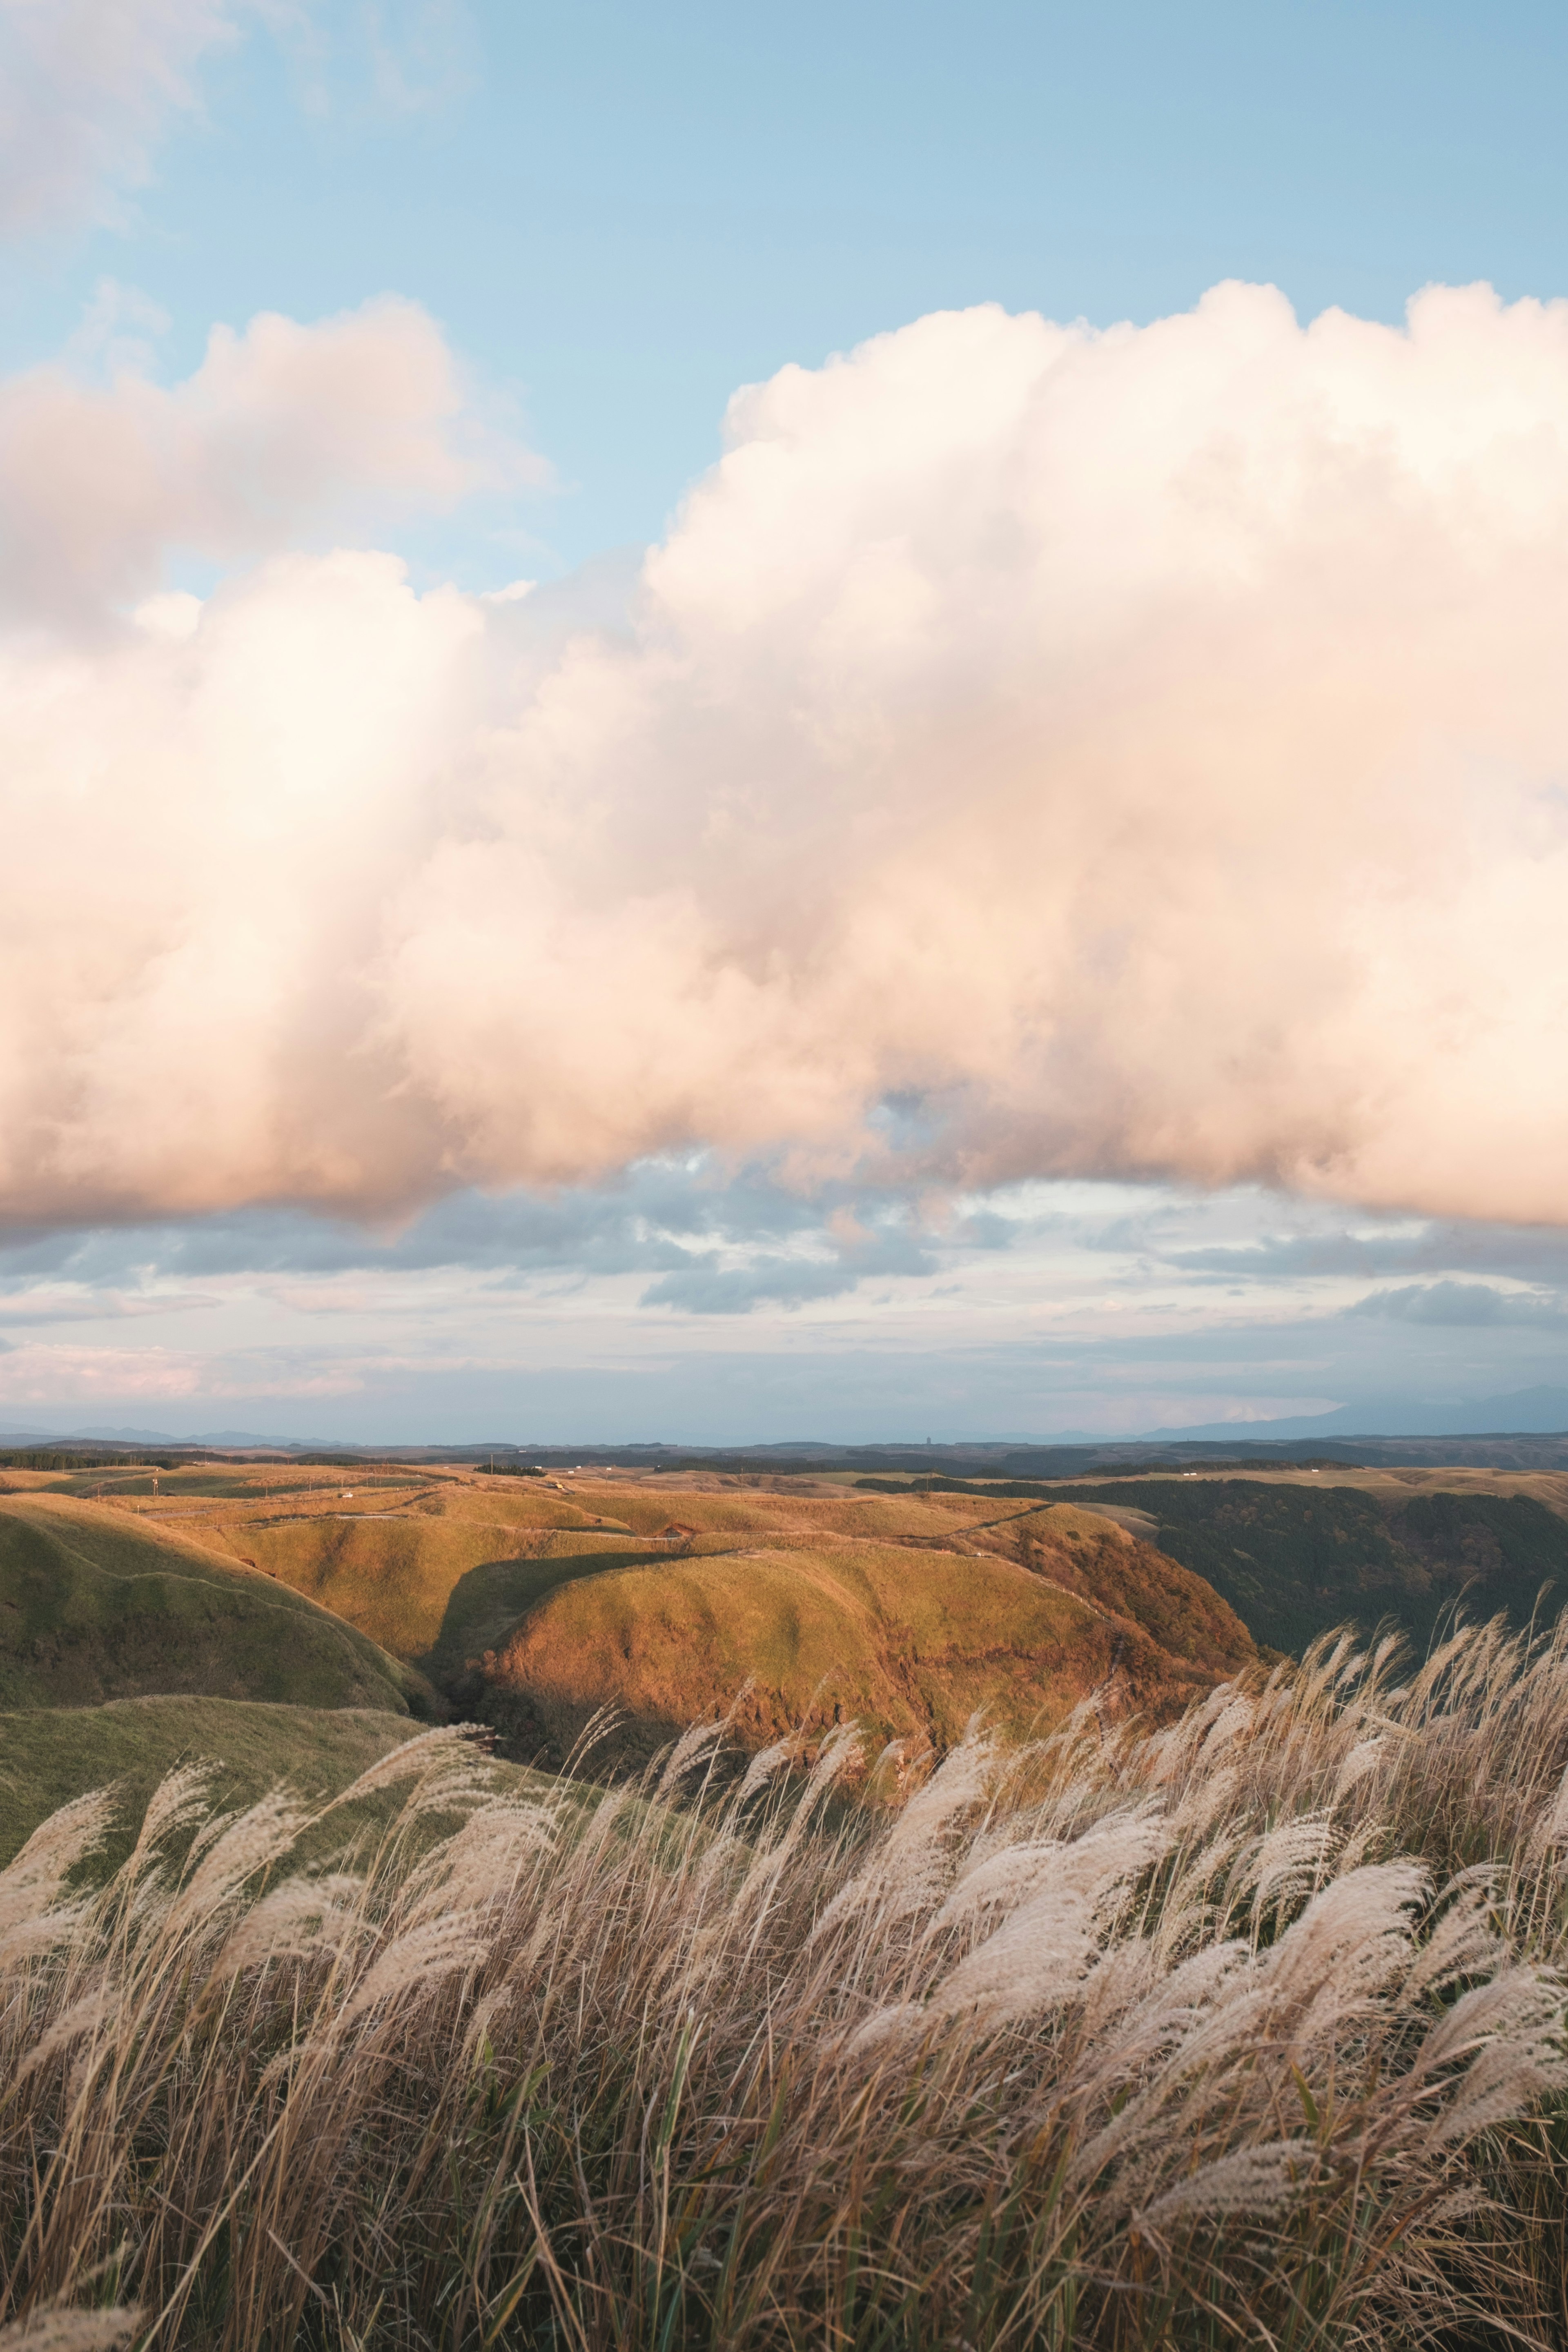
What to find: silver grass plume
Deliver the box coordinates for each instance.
[0,1791,115,1970]
[0,2311,143,2352]
[321,1726,495,1819]
[1137,2139,1319,2233]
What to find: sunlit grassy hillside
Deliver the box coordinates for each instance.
[485,1520,1256,1769]
[11,1467,1263,1780]
[0,1494,424,1715]
[449,1480,1259,1770]
[138,1473,645,1657]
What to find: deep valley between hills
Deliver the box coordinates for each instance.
[6,1455,1568,1852]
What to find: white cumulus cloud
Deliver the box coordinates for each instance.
[4,281,1568,1229]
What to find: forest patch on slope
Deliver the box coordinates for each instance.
[1049,1479,1568,1653]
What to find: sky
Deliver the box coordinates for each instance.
[1,0,1568,1444]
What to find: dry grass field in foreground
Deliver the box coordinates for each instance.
[10,1619,1568,2349]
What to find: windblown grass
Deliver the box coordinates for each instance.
[8,1622,1568,2346]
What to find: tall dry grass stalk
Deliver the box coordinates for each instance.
[7,1626,1568,2347]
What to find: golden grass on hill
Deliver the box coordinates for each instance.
[473,1482,1259,1771]
[14,1472,1262,1773]
[0,1496,423,1716]
[206,1512,624,1658]
[91,1473,639,1659]
[9,1624,1568,2348]
[488,1532,1252,1770]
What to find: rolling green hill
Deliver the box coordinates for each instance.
[446,1482,1260,1772]
[0,1695,584,1874]
[0,1495,430,1715]
[3,1470,1265,1784]
[0,1697,421,1868]
[187,1481,641,1657]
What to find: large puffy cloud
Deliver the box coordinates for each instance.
[5,279,1568,1228]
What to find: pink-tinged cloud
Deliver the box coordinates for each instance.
[0,295,520,628]
[0,1341,365,1400]
[4,281,1568,1227]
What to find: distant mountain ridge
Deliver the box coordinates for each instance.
[7,1383,1568,1466]
[9,1373,1568,1449]
[1144,1386,1568,1441]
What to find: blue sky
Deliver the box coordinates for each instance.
[11,2,1568,575]
[1,0,1566,1442]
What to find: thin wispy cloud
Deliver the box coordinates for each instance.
[0,0,477,232]
[0,0,247,232]
[1348,1280,1568,1327]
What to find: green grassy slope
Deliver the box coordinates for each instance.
[0,1496,426,1715]
[0,1696,579,1873]
[0,1697,420,1867]
[1054,1481,1568,1653]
